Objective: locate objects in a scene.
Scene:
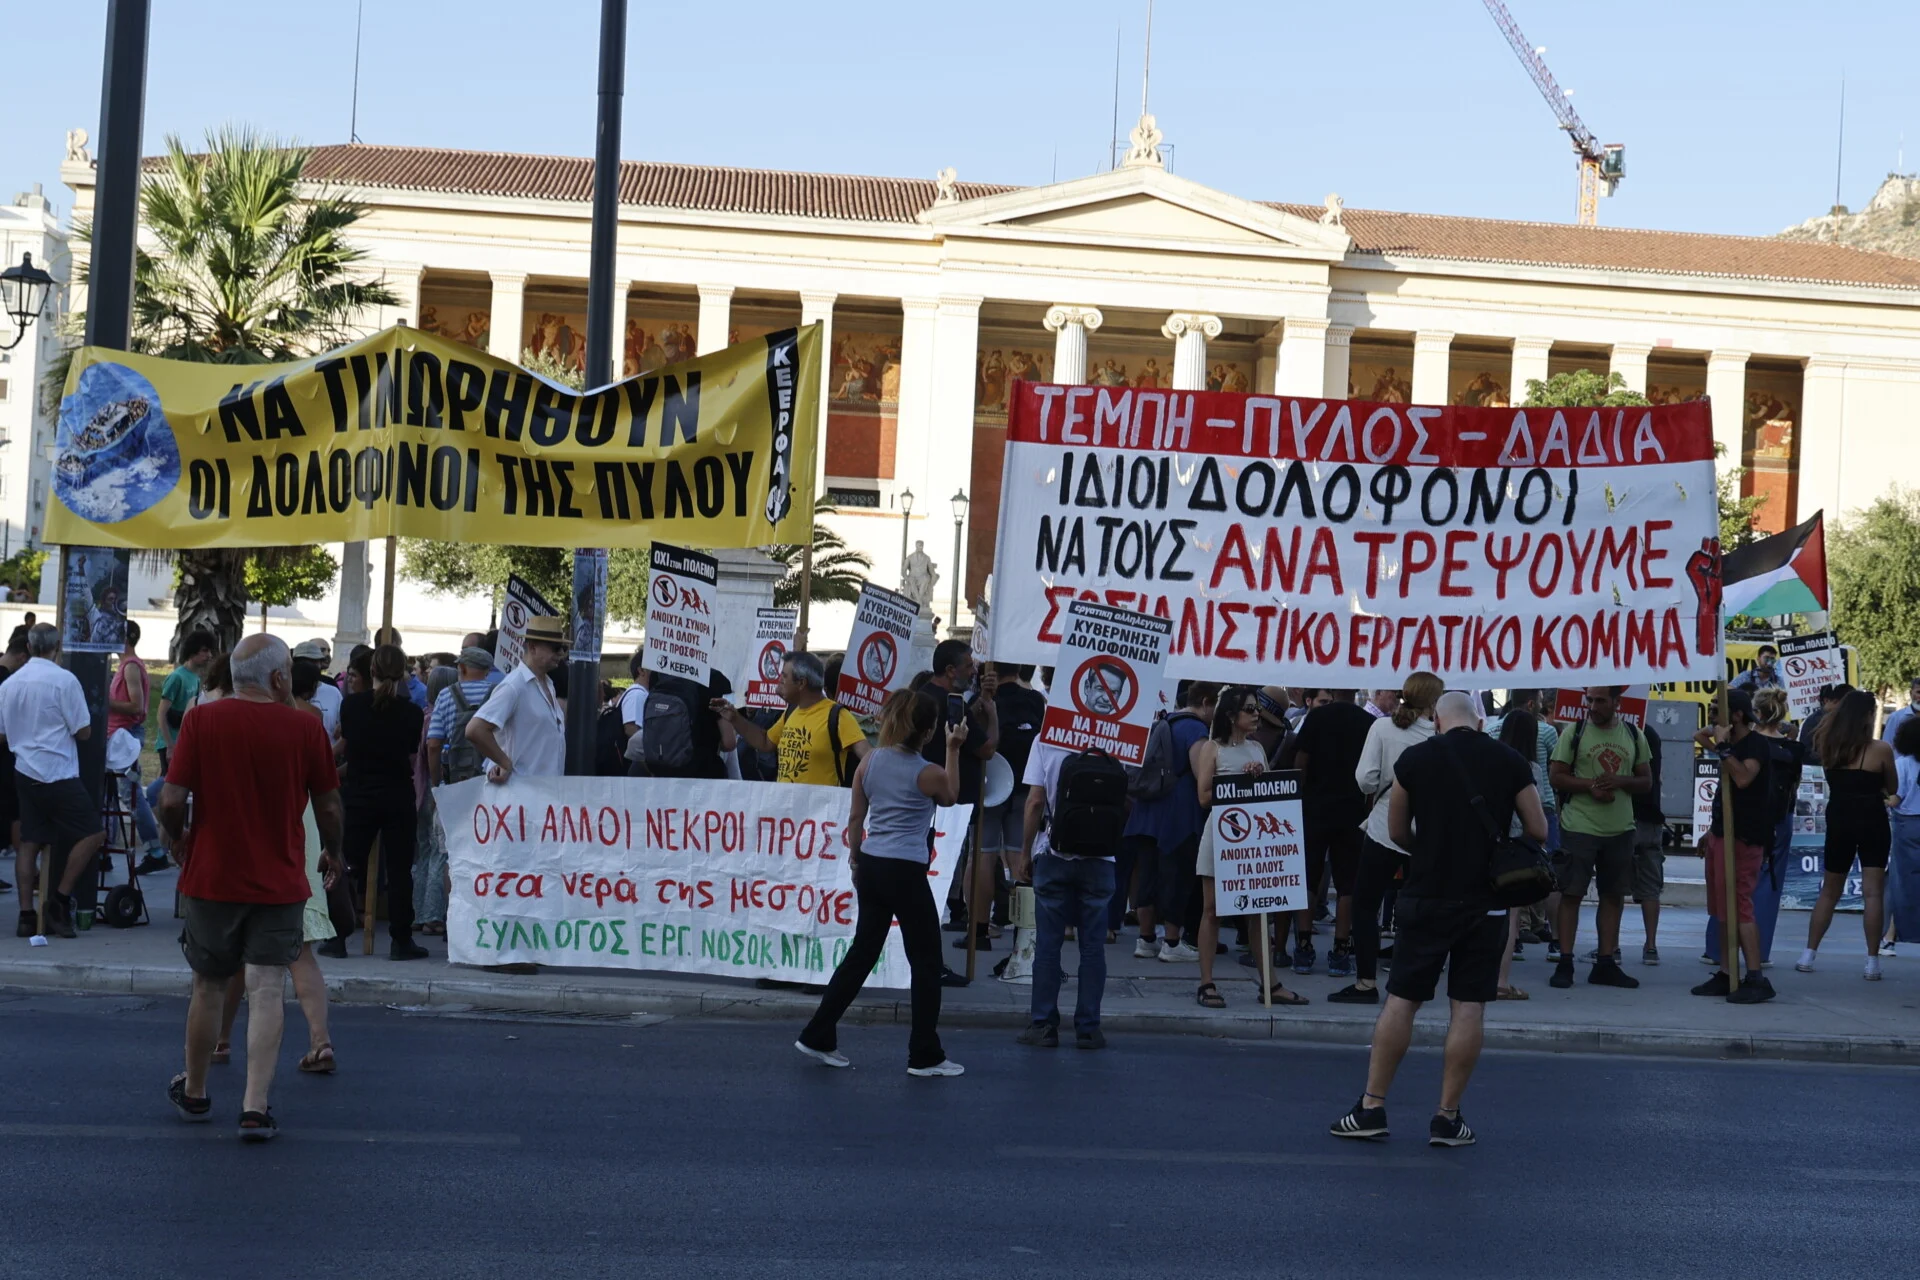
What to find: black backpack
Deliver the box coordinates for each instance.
[642,684,696,772]
[594,702,628,776]
[995,686,1047,782]
[1129,710,1197,802]
[822,701,859,787]
[1049,748,1129,857]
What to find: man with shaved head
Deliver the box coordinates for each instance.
[1330,691,1546,1148]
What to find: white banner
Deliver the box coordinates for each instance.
[1208,771,1308,914]
[644,543,719,684]
[1779,631,1843,721]
[837,582,918,716]
[991,384,1722,686]
[738,608,799,710]
[1038,600,1170,766]
[443,775,972,987]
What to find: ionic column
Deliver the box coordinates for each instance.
[1162,313,1222,391]
[488,271,527,362]
[697,283,735,356]
[1043,306,1103,386]
[1510,335,1553,404]
[1707,349,1751,465]
[1411,329,1453,405]
[1798,357,1847,528]
[1279,316,1332,396]
[1323,324,1354,399]
[1610,341,1653,396]
[800,290,837,492]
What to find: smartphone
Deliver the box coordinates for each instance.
[946,692,967,729]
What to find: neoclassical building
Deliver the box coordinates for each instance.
[59,122,1920,643]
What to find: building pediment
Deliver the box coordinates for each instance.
[918,166,1350,260]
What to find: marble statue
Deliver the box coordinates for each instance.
[902,540,939,614]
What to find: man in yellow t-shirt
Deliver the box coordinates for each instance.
[714,651,869,785]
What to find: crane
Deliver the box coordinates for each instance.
[1481,0,1625,226]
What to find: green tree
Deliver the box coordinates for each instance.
[764,502,873,608]
[244,545,338,633]
[401,541,653,629]
[1522,367,1762,548]
[43,127,399,653]
[1829,491,1920,700]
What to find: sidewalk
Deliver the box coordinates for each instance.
[4,862,1914,1064]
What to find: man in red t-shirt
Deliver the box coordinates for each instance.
[158,634,343,1141]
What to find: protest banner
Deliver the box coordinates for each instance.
[1551,685,1649,728]
[644,543,719,683]
[441,775,972,986]
[497,573,558,676]
[990,383,1720,685]
[1779,632,1845,721]
[44,323,820,550]
[1649,639,1857,712]
[1208,771,1307,915]
[838,582,919,715]
[1038,600,1170,765]
[60,546,130,654]
[738,608,799,709]
[1691,758,1719,838]
[570,548,608,665]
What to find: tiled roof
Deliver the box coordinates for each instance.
[276,144,1920,292]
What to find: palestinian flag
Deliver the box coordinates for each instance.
[1722,511,1827,618]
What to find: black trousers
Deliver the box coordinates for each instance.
[803,854,946,1069]
[1353,836,1407,983]
[344,791,418,943]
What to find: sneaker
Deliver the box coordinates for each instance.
[1328,946,1354,978]
[1690,971,1732,997]
[794,1040,850,1068]
[134,852,172,877]
[1133,936,1159,960]
[1159,941,1199,962]
[1429,1111,1476,1147]
[1015,1022,1059,1048]
[1512,942,1525,960]
[15,910,34,939]
[1885,941,1898,956]
[1795,949,1816,973]
[1865,956,1884,982]
[1726,973,1777,1004]
[389,939,429,961]
[316,937,347,959]
[1517,928,1543,945]
[1076,1028,1107,1051]
[1642,945,1660,966]
[1583,948,1624,965]
[1699,952,1717,966]
[1549,960,1574,989]
[939,965,970,987]
[907,1059,965,1078]
[1292,941,1317,975]
[1329,1097,1389,1140]
[1546,945,1563,964]
[1589,959,1640,989]
[167,1073,211,1123]
[1327,983,1379,1004]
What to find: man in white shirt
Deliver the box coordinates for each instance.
[0,625,106,938]
[292,640,342,738]
[1010,742,1119,1050]
[466,616,567,781]
[619,651,650,768]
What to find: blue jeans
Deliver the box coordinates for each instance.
[1030,854,1115,1034]
[1893,814,1920,942]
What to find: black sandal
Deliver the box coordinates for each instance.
[238,1109,278,1142]
[168,1073,210,1123]
[1196,982,1226,1009]
[1263,983,1310,1006]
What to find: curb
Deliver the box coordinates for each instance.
[3,958,1913,1066]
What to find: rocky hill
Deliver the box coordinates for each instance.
[1780,174,1920,257]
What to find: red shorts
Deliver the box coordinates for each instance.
[1702,833,1764,925]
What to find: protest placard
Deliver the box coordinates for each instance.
[1692,758,1719,837]
[990,384,1720,685]
[738,608,799,709]
[60,546,130,654]
[1551,685,1649,728]
[1038,600,1170,766]
[570,547,608,665]
[1208,771,1308,915]
[644,543,719,683]
[441,775,971,987]
[1779,632,1845,720]
[837,582,919,715]
[497,573,558,675]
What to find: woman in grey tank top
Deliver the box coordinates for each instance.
[798,689,969,1076]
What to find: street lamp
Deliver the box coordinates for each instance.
[0,254,55,351]
[898,486,914,580]
[949,488,969,634]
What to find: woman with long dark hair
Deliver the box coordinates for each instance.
[797,689,968,1076]
[1800,690,1897,978]
[338,643,427,960]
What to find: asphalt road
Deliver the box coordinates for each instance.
[2,990,1913,1280]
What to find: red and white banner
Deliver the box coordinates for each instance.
[1038,600,1170,765]
[837,582,918,716]
[738,608,798,710]
[1551,686,1649,728]
[991,383,1721,685]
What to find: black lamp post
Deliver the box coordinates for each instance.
[897,486,914,579]
[949,488,969,634]
[0,254,55,350]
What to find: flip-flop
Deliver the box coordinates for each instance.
[1497,985,1530,1000]
[1264,984,1311,1006]
[298,1044,336,1074]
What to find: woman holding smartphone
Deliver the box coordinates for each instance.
[797,689,970,1076]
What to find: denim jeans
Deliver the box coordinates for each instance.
[1893,813,1920,942]
[1030,854,1115,1033]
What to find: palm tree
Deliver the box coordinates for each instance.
[765,503,874,608]
[46,127,398,651]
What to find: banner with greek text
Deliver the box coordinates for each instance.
[992,382,1720,685]
[838,582,919,716]
[442,775,971,987]
[44,323,820,550]
[1038,600,1169,765]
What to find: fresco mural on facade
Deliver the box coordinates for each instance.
[827,329,902,480]
[1448,355,1510,408]
[976,346,1053,415]
[1346,352,1412,403]
[418,301,491,351]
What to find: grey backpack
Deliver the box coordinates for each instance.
[642,687,696,772]
[442,685,487,784]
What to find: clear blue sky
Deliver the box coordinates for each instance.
[4,0,1915,238]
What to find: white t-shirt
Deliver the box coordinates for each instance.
[472,663,566,779]
[0,657,89,783]
[1023,742,1115,862]
[309,680,343,740]
[619,684,648,732]
[1353,714,1435,854]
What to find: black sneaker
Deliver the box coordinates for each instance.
[15,910,35,938]
[1589,959,1640,989]
[1690,971,1732,997]
[1330,1097,1389,1140]
[1429,1111,1475,1147]
[1327,984,1380,1004]
[938,965,970,988]
[134,852,172,877]
[1015,1022,1058,1048]
[168,1073,211,1123]
[389,939,429,961]
[1726,973,1776,1004]
[316,937,347,959]
[1076,1028,1107,1051]
[1549,960,1574,989]
[1292,941,1317,975]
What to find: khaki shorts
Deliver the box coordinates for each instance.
[1632,820,1666,903]
[178,897,304,979]
[1556,828,1635,899]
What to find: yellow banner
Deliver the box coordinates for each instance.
[44,323,820,550]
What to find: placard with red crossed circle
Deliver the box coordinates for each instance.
[1779,631,1843,721]
[837,581,920,716]
[738,607,799,709]
[1038,599,1170,766]
[644,542,720,684]
[1207,770,1307,916]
